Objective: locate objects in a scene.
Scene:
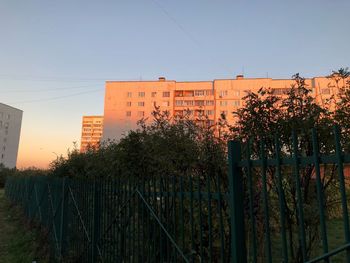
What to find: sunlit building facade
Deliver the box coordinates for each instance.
[80,116,103,152]
[0,103,22,168]
[102,75,341,141]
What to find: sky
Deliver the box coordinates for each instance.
[0,0,349,168]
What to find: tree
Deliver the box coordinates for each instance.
[222,73,338,262]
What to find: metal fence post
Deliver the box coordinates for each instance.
[228,141,247,263]
[92,179,101,261]
[59,178,67,259]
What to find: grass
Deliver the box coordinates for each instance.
[267,218,348,262]
[0,188,49,263]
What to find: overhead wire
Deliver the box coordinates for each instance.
[0,84,101,93]
[8,88,103,104]
[150,0,233,74]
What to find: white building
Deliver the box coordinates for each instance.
[0,103,23,168]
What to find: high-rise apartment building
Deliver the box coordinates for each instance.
[0,103,23,168]
[102,75,341,141]
[80,116,103,152]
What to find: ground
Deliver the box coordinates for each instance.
[0,189,48,263]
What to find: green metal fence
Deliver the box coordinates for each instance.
[4,125,350,262]
[5,174,232,262]
[229,126,350,263]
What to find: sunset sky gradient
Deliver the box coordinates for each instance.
[0,0,349,168]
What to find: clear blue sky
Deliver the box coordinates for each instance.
[0,0,349,167]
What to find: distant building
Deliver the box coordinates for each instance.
[80,116,103,152]
[102,75,341,141]
[0,103,23,168]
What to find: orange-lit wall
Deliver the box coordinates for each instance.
[80,116,103,152]
[102,76,345,142]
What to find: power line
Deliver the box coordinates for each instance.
[150,0,233,74]
[0,74,143,82]
[0,84,100,93]
[8,88,103,104]
[151,0,202,47]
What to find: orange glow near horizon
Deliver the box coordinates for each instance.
[15,116,83,170]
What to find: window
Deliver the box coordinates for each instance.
[184,100,194,106]
[219,90,228,97]
[205,90,214,96]
[205,100,214,106]
[138,92,145,97]
[127,92,132,98]
[138,102,145,107]
[163,91,170,97]
[6,114,10,120]
[321,88,331,94]
[194,90,205,96]
[175,91,183,97]
[195,100,204,106]
[220,101,228,106]
[233,90,240,96]
[205,110,214,116]
[232,100,240,107]
[4,122,9,128]
[137,111,145,117]
[126,102,132,107]
[126,111,131,117]
[272,88,289,95]
[162,101,170,107]
[151,92,157,97]
[175,100,183,106]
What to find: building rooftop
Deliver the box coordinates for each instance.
[0,102,23,112]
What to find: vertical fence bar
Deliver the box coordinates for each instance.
[189,175,195,263]
[215,173,225,262]
[207,174,213,262]
[260,140,272,263]
[312,128,329,262]
[228,140,247,263]
[197,175,204,260]
[246,140,258,263]
[59,178,67,259]
[292,130,307,261]
[334,125,350,262]
[180,176,185,252]
[92,178,101,262]
[275,135,289,263]
[172,176,177,261]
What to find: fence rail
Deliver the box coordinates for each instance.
[5,174,232,262]
[4,125,350,262]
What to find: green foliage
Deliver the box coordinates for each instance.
[50,107,228,186]
[24,69,350,262]
[220,71,350,262]
[0,164,47,188]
